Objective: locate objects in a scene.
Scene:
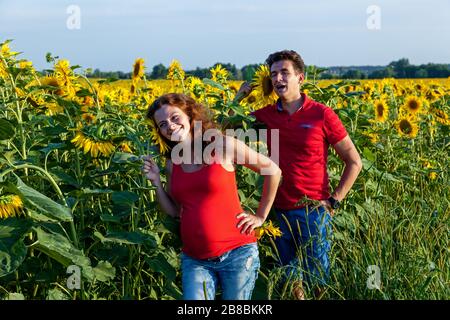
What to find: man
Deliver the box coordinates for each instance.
[236,50,362,299]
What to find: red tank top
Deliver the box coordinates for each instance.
[170,163,256,259]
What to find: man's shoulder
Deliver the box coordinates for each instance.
[307,98,346,132]
[305,97,338,119]
[305,96,329,111]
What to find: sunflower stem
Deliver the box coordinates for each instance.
[74,149,85,231]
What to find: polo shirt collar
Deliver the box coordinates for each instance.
[275,93,310,112]
[276,99,283,112]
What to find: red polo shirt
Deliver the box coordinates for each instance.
[252,93,347,210]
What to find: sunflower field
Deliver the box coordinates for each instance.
[0,40,449,300]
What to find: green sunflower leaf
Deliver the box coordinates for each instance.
[15,178,73,222]
[0,119,15,140]
[0,218,32,277]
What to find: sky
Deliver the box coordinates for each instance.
[1,0,449,72]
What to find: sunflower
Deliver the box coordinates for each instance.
[396,116,419,138]
[15,87,26,98]
[423,161,437,180]
[119,142,133,153]
[251,65,278,110]
[397,87,407,97]
[242,91,258,106]
[82,96,94,108]
[141,83,164,108]
[363,84,374,98]
[344,85,355,94]
[118,88,132,104]
[45,102,64,115]
[167,60,185,81]
[210,64,229,83]
[19,60,36,74]
[71,130,115,158]
[414,82,424,93]
[132,58,145,81]
[81,113,96,124]
[92,83,106,106]
[148,120,170,155]
[185,76,205,99]
[426,88,443,102]
[0,195,24,219]
[254,228,264,239]
[0,42,18,58]
[19,60,33,70]
[373,99,389,122]
[0,60,7,78]
[26,93,43,108]
[54,60,76,86]
[402,96,423,114]
[41,76,64,96]
[130,80,137,95]
[431,108,450,125]
[54,60,77,98]
[363,132,379,144]
[254,220,282,240]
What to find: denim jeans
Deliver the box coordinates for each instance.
[181,242,260,300]
[274,206,332,287]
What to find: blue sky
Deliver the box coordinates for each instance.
[1,0,449,72]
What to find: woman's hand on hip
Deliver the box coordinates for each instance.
[236,212,264,235]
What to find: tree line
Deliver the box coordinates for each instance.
[84,58,450,80]
[323,59,450,79]
[85,63,260,81]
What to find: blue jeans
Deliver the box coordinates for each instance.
[274,206,332,287]
[181,243,260,300]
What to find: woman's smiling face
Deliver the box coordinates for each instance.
[154,104,191,142]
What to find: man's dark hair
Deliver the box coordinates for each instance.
[265,50,305,74]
